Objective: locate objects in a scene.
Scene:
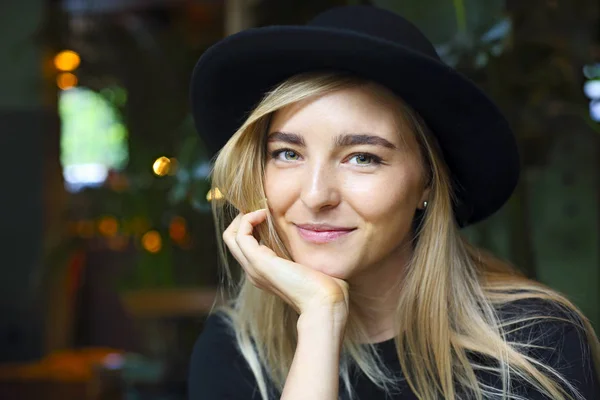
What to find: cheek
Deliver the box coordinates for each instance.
[343,172,419,220]
[264,166,298,212]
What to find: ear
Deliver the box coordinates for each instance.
[418,187,431,210]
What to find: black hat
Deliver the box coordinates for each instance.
[190,5,520,226]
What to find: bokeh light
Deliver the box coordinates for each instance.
[169,216,187,242]
[206,187,224,202]
[59,87,129,192]
[584,80,600,99]
[153,157,171,176]
[98,216,118,237]
[590,100,600,121]
[54,50,81,72]
[57,72,78,90]
[141,230,162,253]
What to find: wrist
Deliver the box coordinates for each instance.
[297,305,348,340]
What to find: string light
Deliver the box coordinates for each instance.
[152,157,171,176]
[169,217,187,242]
[98,216,118,237]
[57,72,78,90]
[206,187,224,202]
[54,50,81,72]
[141,230,162,253]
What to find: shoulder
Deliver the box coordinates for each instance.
[498,297,600,398]
[190,311,237,360]
[497,296,584,330]
[496,296,588,348]
[188,311,261,400]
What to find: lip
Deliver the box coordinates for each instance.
[295,224,356,244]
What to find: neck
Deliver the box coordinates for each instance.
[348,242,412,343]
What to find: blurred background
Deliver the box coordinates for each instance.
[0,0,598,398]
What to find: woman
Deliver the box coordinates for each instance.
[188,6,600,400]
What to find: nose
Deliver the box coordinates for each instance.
[300,161,341,211]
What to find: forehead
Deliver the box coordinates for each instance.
[268,83,411,145]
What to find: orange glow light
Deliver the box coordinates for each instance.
[152,157,171,176]
[54,50,81,72]
[57,72,78,90]
[98,217,118,237]
[141,230,162,253]
[169,217,187,242]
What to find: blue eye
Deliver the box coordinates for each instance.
[283,150,299,160]
[349,153,381,165]
[271,149,300,161]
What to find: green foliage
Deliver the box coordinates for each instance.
[374,0,505,45]
[59,87,128,169]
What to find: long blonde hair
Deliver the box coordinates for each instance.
[208,72,600,400]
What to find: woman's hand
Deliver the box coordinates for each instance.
[222,209,350,317]
[225,209,348,400]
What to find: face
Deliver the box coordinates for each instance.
[264,83,429,280]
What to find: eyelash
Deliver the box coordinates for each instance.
[269,148,383,166]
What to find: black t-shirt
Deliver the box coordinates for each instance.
[188,301,599,399]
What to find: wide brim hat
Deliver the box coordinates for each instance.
[190,5,520,227]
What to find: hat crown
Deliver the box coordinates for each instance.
[308,6,440,61]
[190,5,519,225]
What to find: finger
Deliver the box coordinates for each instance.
[242,208,268,229]
[223,213,250,267]
[236,209,267,239]
[236,209,269,262]
[225,235,250,268]
[230,210,269,285]
[222,213,242,245]
[222,213,242,240]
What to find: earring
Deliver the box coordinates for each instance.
[423,201,428,209]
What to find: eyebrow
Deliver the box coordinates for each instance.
[267,131,306,146]
[334,133,397,149]
[267,131,397,150]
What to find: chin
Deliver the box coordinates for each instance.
[293,254,356,280]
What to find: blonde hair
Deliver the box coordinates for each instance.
[208,72,600,400]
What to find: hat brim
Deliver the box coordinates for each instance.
[190,25,520,226]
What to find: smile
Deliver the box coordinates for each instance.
[295,225,356,244]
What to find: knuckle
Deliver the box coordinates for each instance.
[222,233,234,247]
